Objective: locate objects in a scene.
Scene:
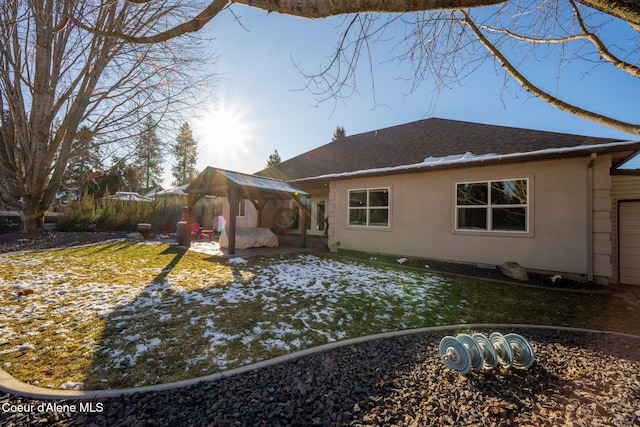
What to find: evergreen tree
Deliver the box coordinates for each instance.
[62,126,104,194]
[133,116,164,189]
[332,126,346,140]
[266,149,282,168]
[171,122,198,186]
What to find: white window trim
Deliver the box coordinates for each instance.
[455,178,530,234]
[237,199,246,217]
[347,187,391,228]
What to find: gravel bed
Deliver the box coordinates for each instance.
[2,327,640,426]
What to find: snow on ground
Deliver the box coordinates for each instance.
[0,248,459,388]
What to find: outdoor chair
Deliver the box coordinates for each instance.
[191,222,201,240]
[199,216,225,241]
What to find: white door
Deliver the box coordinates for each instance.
[619,201,640,285]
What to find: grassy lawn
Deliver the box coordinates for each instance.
[0,240,637,390]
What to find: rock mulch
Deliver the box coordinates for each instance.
[2,327,640,426]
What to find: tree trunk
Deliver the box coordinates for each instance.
[23,197,46,233]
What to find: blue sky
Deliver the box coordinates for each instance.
[176,4,639,184]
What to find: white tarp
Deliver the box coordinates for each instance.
[219,227,279,250]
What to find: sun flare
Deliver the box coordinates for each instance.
[192,102,256,171]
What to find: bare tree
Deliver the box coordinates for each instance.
[71,1,640,136]
[301,1,640,135]
[0,1,215,232]
[3,0,639,232]
[72,1,640,44]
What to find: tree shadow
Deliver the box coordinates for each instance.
[79,244,256,390]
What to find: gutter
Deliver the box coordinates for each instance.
[587,153,597,282]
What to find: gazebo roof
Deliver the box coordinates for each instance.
[185,167,308,200]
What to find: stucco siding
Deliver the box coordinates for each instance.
[329,157,591,276]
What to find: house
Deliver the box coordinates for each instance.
[196,118,640,285]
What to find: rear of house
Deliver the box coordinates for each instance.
[321,154,621,285]
[256,118,640,285]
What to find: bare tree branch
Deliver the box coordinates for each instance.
[92,0,640,44]
[460,9,640,135]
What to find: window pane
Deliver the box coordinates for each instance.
[369,189,389,207]
[349,190,367,208]
[457,183,488,205]
[492,208,527,231]
[349,209,367,225]
[491,180,527,205]
[457,207,487,229]
[369,208,389,226]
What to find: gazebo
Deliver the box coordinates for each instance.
[184,167,310,254]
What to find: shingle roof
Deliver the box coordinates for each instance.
[257,118,629,181]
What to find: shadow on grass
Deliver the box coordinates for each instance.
[77,247,640,390]
[81,245,197,389]
[80,244,258,390]
[63,239,134,256]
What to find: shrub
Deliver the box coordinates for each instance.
[58,191,96,231]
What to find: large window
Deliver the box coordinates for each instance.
[456,179,528,232]
[348,188,390,227]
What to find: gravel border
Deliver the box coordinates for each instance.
[2,326,640,426]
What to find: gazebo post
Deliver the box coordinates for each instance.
[227,188,239,255]
[179,193,199,247]
[292,198,309,249]
[300,205,307,249]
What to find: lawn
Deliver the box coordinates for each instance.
[0,240,637,390]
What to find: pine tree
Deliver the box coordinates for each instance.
[133,116,164,189]
[171,122,198,186]
[266,149,282,168]
[332,126,346,140]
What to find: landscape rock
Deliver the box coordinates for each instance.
[2,328,640,426]
[501,261,529,281]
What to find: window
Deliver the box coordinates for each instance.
[348,188,390,227]
[237,199,246,217]
[456,179,528,232]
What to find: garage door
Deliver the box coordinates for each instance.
[619,201,640,285]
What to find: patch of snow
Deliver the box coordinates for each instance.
[227,257,248,265]
[189,241,223,256]
[396,258,408,264]
[60,381,84,390]
[0,343,35,354]
[424,151,498,164]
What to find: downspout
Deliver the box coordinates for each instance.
[587,153,597,282]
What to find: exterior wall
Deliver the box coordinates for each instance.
[328,157,596,277]
[591,155,613,285]
[611,174,640,284]
[220,198,259,229]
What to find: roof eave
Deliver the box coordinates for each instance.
[291,140,640,184]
